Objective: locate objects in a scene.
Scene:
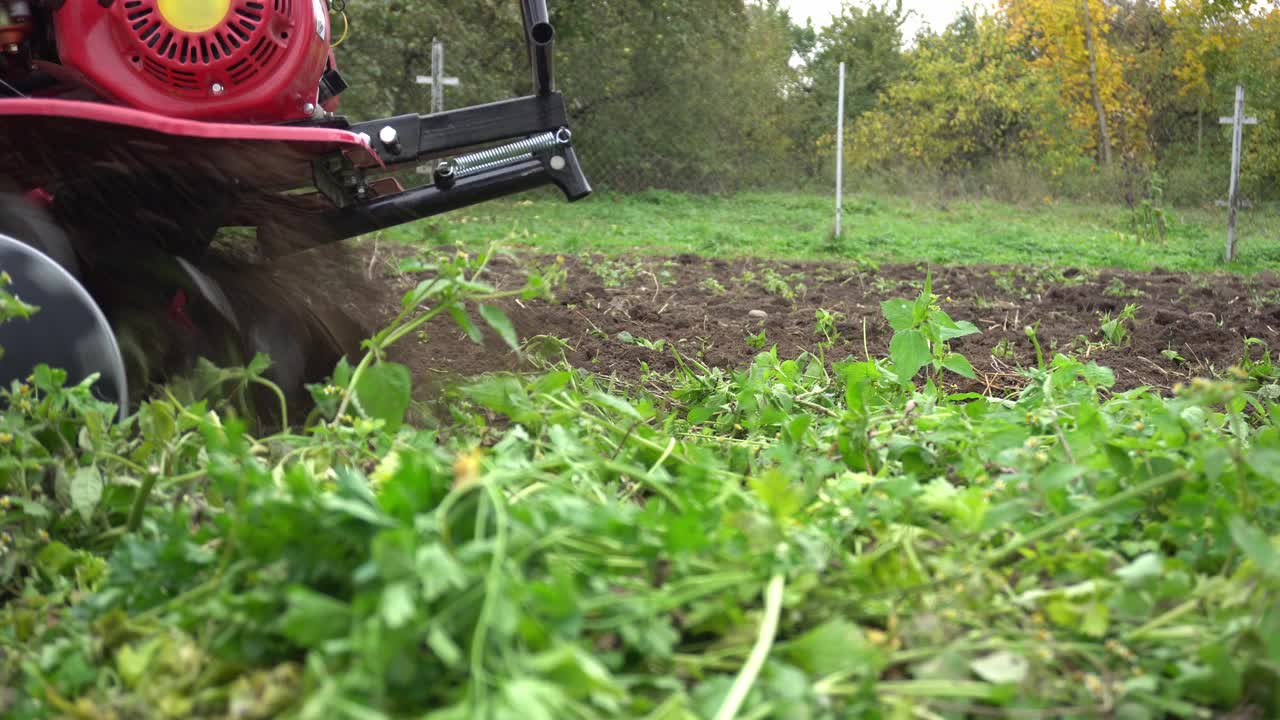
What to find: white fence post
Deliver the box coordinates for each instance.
[1219,85,1258,263]
[415,39,463,173]
[835,62,846,239]
[416,38,461,115]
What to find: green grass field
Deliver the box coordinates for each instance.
[382,189,1280,272]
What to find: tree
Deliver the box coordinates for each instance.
[1002,0,1152,167]
[552,0,801,191]
[335,1,522,119]
[809,0,909,118]
[1080,0,1114,165]
[787,0,909,176]
[845,10,1078,173]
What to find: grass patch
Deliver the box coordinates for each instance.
[382,190,1280,273]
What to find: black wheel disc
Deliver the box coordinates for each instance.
[0,232,129,419]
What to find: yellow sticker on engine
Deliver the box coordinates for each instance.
[157,0,231,34]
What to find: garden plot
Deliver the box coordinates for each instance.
[4,239,1279,720]
[278,242,1280,396]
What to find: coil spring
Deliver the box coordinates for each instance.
[455,153,536,179]
[451,127,571,178]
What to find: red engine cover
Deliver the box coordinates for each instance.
[53,0,330,124]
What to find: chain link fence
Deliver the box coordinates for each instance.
[565,108,831,196]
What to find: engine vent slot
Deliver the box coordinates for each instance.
[115,0,297,94]
[55,0,326,123]
[140,57,200,91]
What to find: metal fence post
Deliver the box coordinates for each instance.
[835,62,846,239]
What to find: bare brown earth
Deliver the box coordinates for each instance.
[270,240,1280,397]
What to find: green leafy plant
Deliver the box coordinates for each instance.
[1103,277,1144,298]
[318,245,553,433]
[0,271,39,364]
[1100,303,1140,347]
[992,336,1016,360]
[584,257,642,288]
[870,275,901,294]
[814,308,845,350]
[699,276,727,295]
[759,267,806,304]
[1024,323,1050,369]
[745,329,769,351]
[880,273,980,385]
[1241,338,1277,387]
[1130,171,1169,245]
[0,271,38,327]
[616,330,667,352]
[3,249,1280,720]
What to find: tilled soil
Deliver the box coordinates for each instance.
[270,240,1280,396]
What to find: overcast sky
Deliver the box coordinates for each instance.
[781,0,985,39]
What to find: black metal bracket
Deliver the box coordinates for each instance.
[311,152,368,210]
[286,0,588,251]
[262,149,585,254]
[544,144,590,201]
[348,92,570,167]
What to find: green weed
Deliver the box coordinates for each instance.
[616,331,667,352]
[2,256,1279,720]
[880,272,980,386]
[992,337,1016,360]
[814,308,845,350]
[0,272,37,326]
[1129,171,1170,245]
[699,277,727,295]
[1104,277,1145,298]
[1100,304,1140,347]
[759,267,806,303]
[584,256,642,288]
[1025,323,1047,368]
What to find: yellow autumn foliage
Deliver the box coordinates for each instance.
[846,13,1089,174]
[1001,0,1153,164]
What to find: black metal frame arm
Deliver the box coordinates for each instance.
[278,147,586,248]
[280,0,588,252]
[348,92,571,167]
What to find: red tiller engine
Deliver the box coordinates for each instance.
[0,0,589,422]
[52,0,334,122]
